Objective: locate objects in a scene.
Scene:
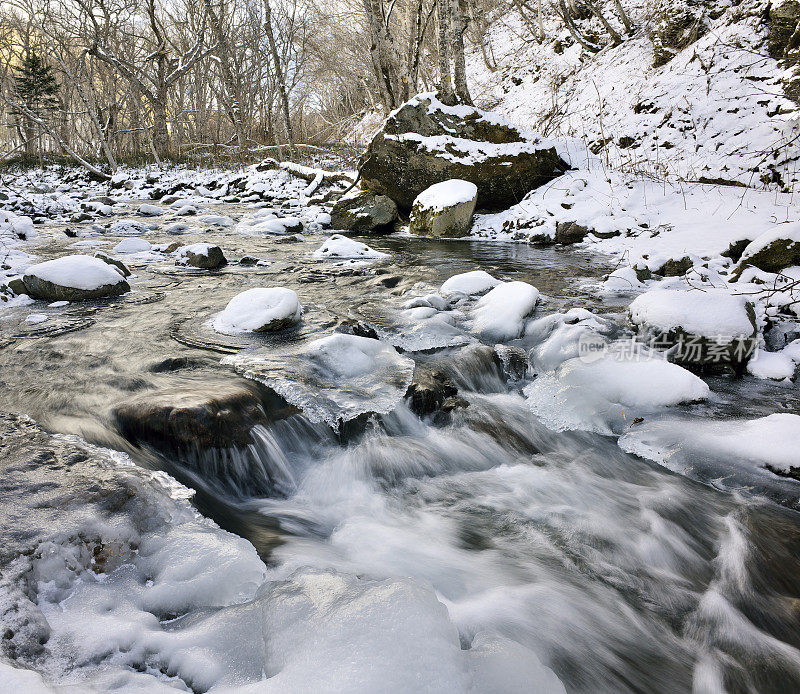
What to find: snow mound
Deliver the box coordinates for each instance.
[113,238,151,254]
[313,235,389,260]
[137,203,164,216]
[619,413,800,477]
[440,270,500,297]
[747,340,800,381]
[629,289,754,338]
[213,288,302,334]
[223,334,415,428]
[414,179,478,212]
[525,354,710,435]
[473,281,539,342]
[24,255,125,290]
[0,210,36,240]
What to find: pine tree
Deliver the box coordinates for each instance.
[12,51,60,156]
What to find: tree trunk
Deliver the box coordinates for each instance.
[24,121,36,156]
[264,0,296,157]
[436,0,455,104]
[151,97,169,159]
[451,0,472,105]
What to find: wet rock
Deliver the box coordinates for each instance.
[336,318,379,340]
[148,356,205,373]
[330,191,398,233]
[406,368,459,416]
[655,256,693,277]
[441,396,469,412]
[360,93,568,210]
[94,251,131,278]
[114,380,269,450]
[176,244,228,270]
[410,180,477,238]
[69,212,93,223]
[555,221,590,245]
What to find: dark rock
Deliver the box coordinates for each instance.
[330,191,398,233]
[406,368,459,416]
[769,0,800,60]
[7,278,27,296]
[650,1,710,67]
[89,196,115,206]
[633,265,652,282]
[360,94,568,210]
[94,251,131,277]
[70,213,93,223]
[441,396,469,412]
[23,265,129,302]
[732,233,800,279]
[336,318,379,340]
[114,380,269,450]
[177,245,228,270]
[655,256,693,277]
[148,356,204,373]
[555,221,590,244]
[721,238,753,263]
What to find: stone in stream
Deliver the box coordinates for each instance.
[330,190,398,233]
[175,243,228,269]
[213,288,302,333]
[629,289,758,370]
[114,379,273,450]
[406,367,459,416]
[410,180,477,238]
[23,255,130,301]
[359,93,569,210]
[555,221,590,245]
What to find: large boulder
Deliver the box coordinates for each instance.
[410,179,477,238]
[114,379,270,451]
[330,191,398,233]
[359,93,569,210]
[629,289,757,369]
[731,223,800,279]
[769,0,800,60]
[649,0,720,67]
[22,255,130,301]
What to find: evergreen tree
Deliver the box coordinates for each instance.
[12,50,60,156]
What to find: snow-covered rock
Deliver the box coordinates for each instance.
[137,203,164,216]
[0,210,36,240]
[410,179,478,238]
[619,413,800,479]
[525,354,710,435]
[360,93,568,209]
[629,289,757,367]
[223,334,415,428]
[312,235,389,260]
[473,281,539,342]
[440,270,500,297]
[175,243,227,269]
[110,219,149,236]
[113,238,152,254]
[23,255,130,301]
[733,222,800,278]
[746,340,800,381]
[213,288,302,334]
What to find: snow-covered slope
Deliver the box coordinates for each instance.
[465,0,800,191]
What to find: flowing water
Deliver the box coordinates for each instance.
[2,201,800,693]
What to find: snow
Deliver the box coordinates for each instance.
[629,289,754,338]
[414,180,478,212]
[213,288,302,334]
[619,413,800,475]
[200,214,234,227]
[313,235,388,260]
[25,313,48,324]
[113,238,152,254]
[473,281,540,342]
[175,243,216,261]
[525,354,710,435]
[0,210,36,240]
[746,340,800,380]
[24,255,126,290]
[440,270,500,297]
